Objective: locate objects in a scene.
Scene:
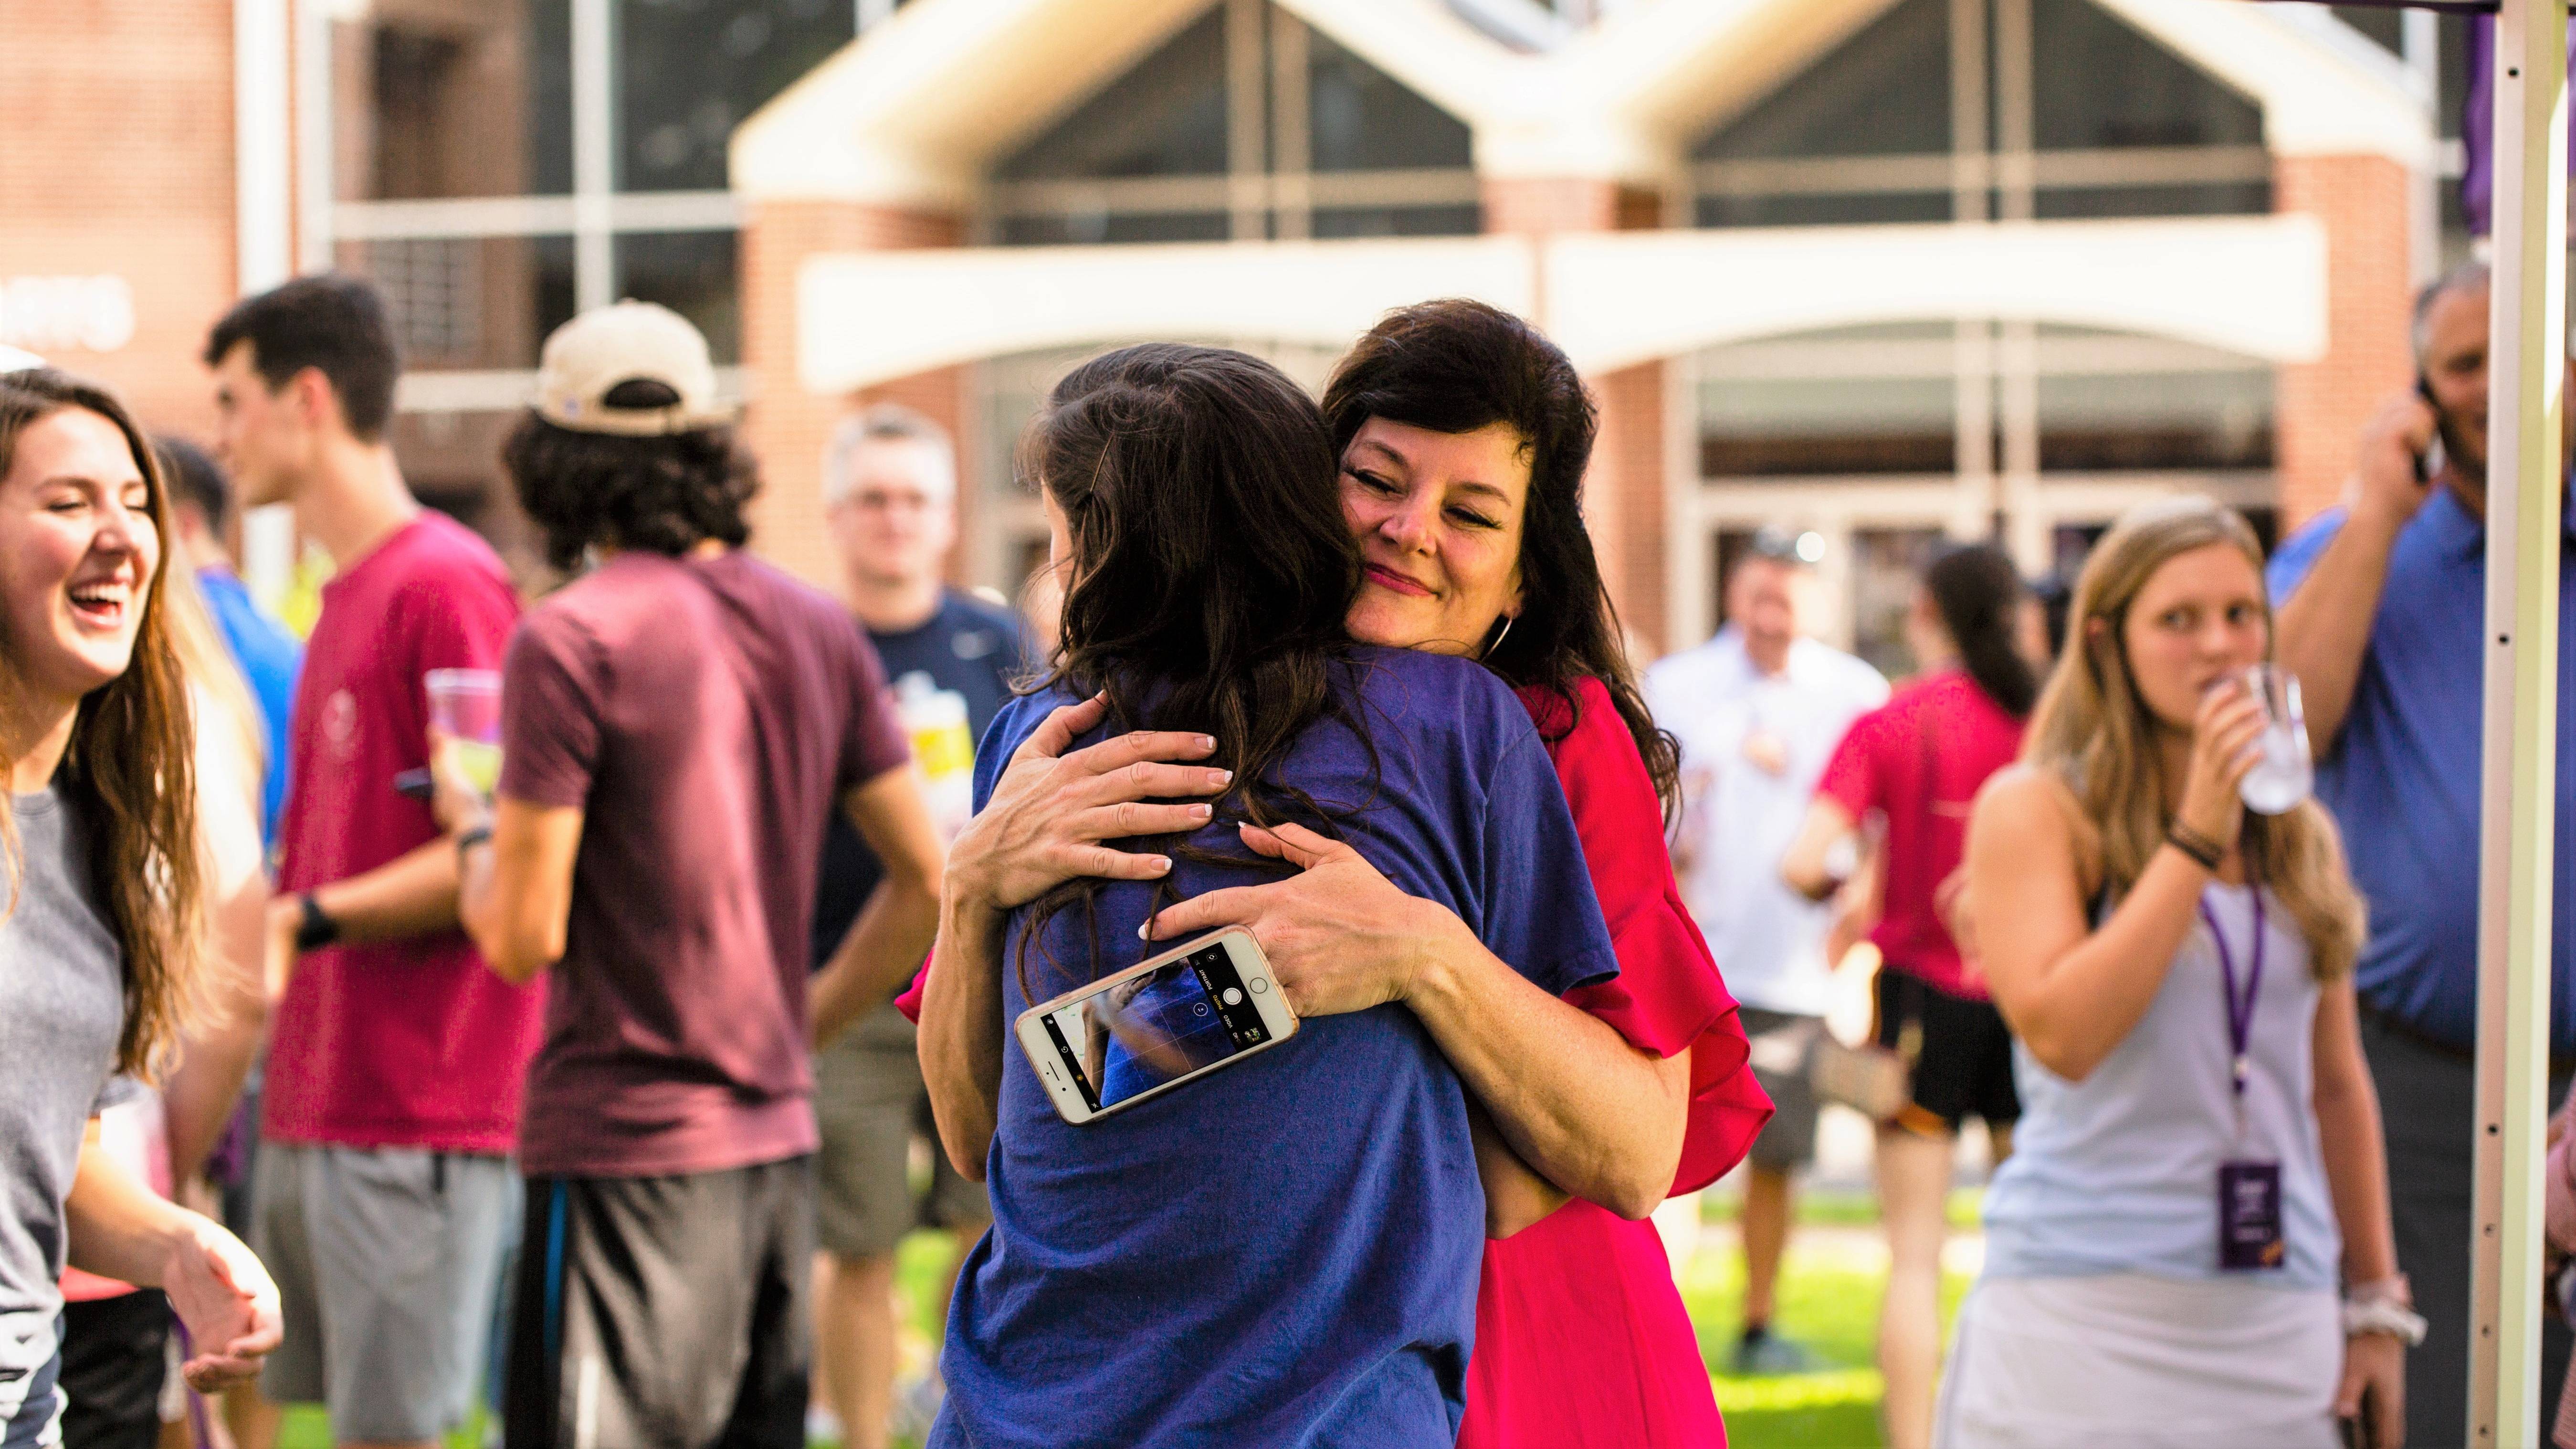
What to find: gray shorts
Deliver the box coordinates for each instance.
[251,1140,517,1441]
[1739,1008,1823,1173]
[814,1005,990,1259]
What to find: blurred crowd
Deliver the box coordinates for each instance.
[0,255,2567,1449]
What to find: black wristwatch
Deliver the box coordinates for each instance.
[293,892,340,952]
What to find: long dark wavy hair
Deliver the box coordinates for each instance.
[0,368,204,1078]
[1925,543,2038,717]
[1320,299,1682,818]
[1015,343,1370,996]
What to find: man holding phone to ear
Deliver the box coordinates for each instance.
[2270,259,2576,1447]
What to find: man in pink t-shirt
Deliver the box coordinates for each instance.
[206,275,545,1449]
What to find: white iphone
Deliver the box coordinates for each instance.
[1015,927,1299,1124]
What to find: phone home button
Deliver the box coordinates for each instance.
[1249,978,1269,993]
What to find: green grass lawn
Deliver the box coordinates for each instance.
[278,1202,1967,1449]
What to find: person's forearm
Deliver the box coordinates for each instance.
[920,891,1008,1181]
[1997,847,2208,1081]
[1470,1102,1571,1238]
[1406,916,1687,1221]
[310,836,461,944]
[65,1141,200,1286]
[2318,1044,2399,1285]
[811,877,942,1050]
[2274,505,2405,754]
[163,874,270,1181]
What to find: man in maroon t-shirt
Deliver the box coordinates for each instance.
[205,274,546,1449]
[435,302,944,1449]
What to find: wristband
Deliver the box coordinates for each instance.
[456,825,494,862]
[2166,824,2224,872]
[293,892,340,952]
[2342,1296,2429,1345]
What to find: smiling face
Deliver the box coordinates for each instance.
[1340,417,1531,657]
[0,406,161,713]
[2113,540,2268,732]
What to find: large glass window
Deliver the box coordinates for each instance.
[984,0,1478,245]
[617,0,853,192]
[1693,0,2271,228]
[336,0,571,202]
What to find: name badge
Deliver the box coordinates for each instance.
[2218,1159,2285,1271]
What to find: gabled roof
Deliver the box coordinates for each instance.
[733,0,2433,205]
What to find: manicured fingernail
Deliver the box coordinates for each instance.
[1150,856,1171,871]
[1197,736,1217,751]
[1188,804,1212,820]
[1137,917,1155,939]
[1209,769,1232,785]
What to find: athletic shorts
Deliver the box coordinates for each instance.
[1875,968,2021,1138]
[506,1156,814,1449]
[251,1141,518,1442]
[1737,1007,1823,1173]
[815,1007,990,1259]
[58,1290,168,1449]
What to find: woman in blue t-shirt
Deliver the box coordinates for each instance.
[916,344,1622,1448]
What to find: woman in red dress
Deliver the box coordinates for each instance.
[902,301,1768,1446]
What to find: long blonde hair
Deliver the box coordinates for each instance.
[2024,496,2365,980]
[0,369,206,1077]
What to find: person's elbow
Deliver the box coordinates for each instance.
[1780,858,1834,904]
[473,913,564,985]
[2017,1022,2103,1085]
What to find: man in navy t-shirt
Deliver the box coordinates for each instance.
[810,404,1039,1447]
[933,649,1619,1449]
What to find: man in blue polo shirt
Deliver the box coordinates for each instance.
[2271,259,2576,1447]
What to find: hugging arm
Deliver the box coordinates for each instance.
[918,696,1230,1179]
[1144,823,1690,1223]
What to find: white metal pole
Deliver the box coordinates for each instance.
[2470,0,2567,1444]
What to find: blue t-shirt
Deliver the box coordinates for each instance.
[2268,487,2576,1053]
[931,647,1619,1449]
[198,564,303,844]
[810,589,1035,969]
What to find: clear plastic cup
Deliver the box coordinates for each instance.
[2238,663,2313,816]
[425,668,504,796]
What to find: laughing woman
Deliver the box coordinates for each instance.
[0,369,283,1446]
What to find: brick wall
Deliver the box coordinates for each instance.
[738,200,968,590]
[0,0,239,440]
[2274,153,2414,529]
[1481,176,1672,656]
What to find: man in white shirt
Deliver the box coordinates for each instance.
[1645,529,1887,1375]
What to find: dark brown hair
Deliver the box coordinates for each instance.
[1321,298,1681,816]
[0,369,204,1077]
[203,273,401,442]
[502,406,759,571]
[1016,343,1370,995]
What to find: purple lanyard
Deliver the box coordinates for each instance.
[2198,890,2267,1102]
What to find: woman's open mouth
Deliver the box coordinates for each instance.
[66,581,131,630]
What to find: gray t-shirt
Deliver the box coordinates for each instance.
[0,785,125,1448]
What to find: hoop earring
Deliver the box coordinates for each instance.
[1482,614,1516,661]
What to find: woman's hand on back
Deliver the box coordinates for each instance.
[948,694,1234,912]
[1139,821,1466,1017]
[2174,677,2267,850]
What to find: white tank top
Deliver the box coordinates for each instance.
[1981,882,2340,1290]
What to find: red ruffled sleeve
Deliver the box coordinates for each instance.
[893,960,928,1023]
[1518,678,1775,1195]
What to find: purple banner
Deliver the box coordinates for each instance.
[2460,15,2576,235]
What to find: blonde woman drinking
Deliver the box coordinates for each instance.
[1941,497,2413,1449]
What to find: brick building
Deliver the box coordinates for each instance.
[5,0,2456,670]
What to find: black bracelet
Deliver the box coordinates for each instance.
[293,892,340,952]
[455,825,494,863]
[2166,825,2224,872]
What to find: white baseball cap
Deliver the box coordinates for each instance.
[532,300,734,436]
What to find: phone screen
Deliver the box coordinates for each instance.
[1036,940,1273,1112]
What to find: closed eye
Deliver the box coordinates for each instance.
[1346,467,1400,497]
